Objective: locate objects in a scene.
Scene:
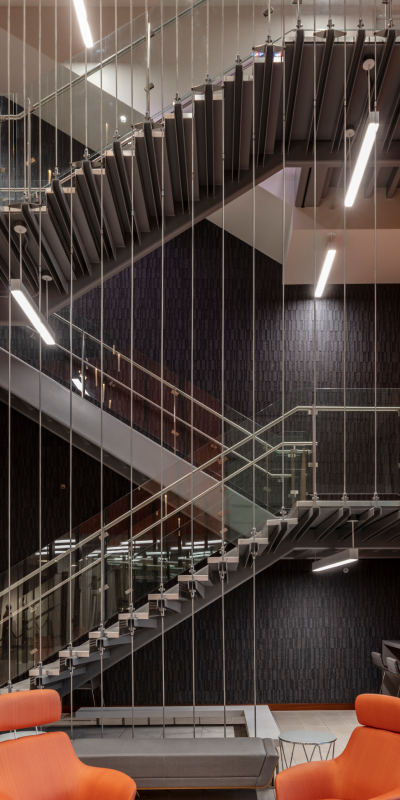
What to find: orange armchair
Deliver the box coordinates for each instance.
[275,694,400,800]
[0,690,136,800]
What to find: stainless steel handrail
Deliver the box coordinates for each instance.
[0,437,313,613]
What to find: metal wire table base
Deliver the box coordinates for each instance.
[279,735,336,770]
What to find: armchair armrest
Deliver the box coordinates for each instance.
[77,765,136,800]
[275,760,339,800]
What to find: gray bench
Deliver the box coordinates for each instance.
[72,737,278,789]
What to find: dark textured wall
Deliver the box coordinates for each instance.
[0,404,131,575]
[70,220,400,416]
[3,219,400,703]
[103,558,398,706]
[69,219,400,499]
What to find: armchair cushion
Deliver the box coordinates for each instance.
[275,760,339,800]
[0,689,61,732]
[356,694,400,735]
[0,730,135,800]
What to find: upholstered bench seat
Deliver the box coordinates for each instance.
[73,736,278,789]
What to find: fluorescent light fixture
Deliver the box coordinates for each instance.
[312,548,358,573]
[72,0,93,48]
[345,112,379,207]
[11,279,55,345]
[315,248,336,297]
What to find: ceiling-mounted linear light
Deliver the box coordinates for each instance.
[345,112,379,207]
[312,548,358,573]
[10,279,55,345]
[72,0,93,48]
[315,233,336,297]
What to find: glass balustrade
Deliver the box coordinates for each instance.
[0,0,389,205]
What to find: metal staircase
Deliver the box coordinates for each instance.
[1,26,400,321]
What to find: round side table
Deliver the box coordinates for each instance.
[279,729,337,769]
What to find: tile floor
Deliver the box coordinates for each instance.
[272,709,357,767]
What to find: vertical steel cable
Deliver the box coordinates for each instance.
[343,3,347,503]
[176,0,179,97]
[7,0,11,694]
[160,0,166,739]
[85,40,88,156]
[23,0,26,198]
[237,0,239,57]
[38,0,43,680]
[251,0,257,738]
[130,0,135,741]
[115,0,118,134]
[55,0,58,174]
[100,0,105,738]
[373,12,377,503]
[221,3,226,739]
[312,0,317,502]
[69,0,74,740]
[145,0,150,119]
[190,0,196,740]
[281,0,286,515]
[206,0,209,77]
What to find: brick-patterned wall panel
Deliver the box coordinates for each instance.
[103,558,400,706]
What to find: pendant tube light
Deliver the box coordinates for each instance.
[10,279,55,345]
[72,0,93,48]
[345,111,379,207]
[315,233,336,298]
[312,548,358,572]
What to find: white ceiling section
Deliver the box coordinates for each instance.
[210,169,400,285]
[207,183,293,266]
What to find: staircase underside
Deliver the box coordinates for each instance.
[1,36,400,320]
